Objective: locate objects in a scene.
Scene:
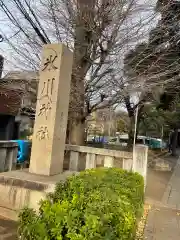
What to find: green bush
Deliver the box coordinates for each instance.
[18,168,144,240]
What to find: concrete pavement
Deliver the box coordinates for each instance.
[145,156,180,239]
[144,206,180,240]
[162,158,180,209]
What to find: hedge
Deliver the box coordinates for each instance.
[18,168,144,240]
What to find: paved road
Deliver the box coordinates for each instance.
[0,216,17,240]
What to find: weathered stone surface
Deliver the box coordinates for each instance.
[134,145,148,187]
[0,169,76,220]
[150,159,172,171]
[154,161,172,171]
[30,44,73,176]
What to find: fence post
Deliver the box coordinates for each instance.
[104,156,114,167]
[86,153,96,169]
[69,151,79,171]
[122,158,133,171]
[134,145,148,188]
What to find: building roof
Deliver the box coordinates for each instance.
[1,70,38,110]
[0,71,38,116]
[3,71,38,81]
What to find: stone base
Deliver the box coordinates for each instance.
[154,162,172,171]
[0,169,75,220]
[150,159,172,171]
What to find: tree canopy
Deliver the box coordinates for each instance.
[124,0,180,111]
[0,0,155,144]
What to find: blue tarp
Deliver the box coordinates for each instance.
[12,140,31,163]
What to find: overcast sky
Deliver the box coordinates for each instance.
[0,0,158,75]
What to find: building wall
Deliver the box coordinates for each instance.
[1,71,38,139]
[0,115,15,140]
[2,71,38,109]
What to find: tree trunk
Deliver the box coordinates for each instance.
[0,55,4,79]
[124,96,135,148]
[69,121,86,145]
[67,0,95,145]
[171,128,178,156]
[126,101,143,148]
[128,116,135,149]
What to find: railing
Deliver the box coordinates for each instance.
[65,144,148,185]
[0,141,148,185]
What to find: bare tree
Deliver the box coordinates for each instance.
[0,0,156,144]
[117,0,180,147]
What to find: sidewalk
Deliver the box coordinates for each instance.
[162,157,180,209]
[144,206,180,240]
[144,157,180,239]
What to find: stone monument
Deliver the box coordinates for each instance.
[29,44,73,176]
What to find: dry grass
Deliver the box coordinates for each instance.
[135,204,151,240]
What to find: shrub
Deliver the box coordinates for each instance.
[18,168,144,240]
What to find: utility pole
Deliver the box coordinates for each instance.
[161,125,164,151]
[0,34,4,79]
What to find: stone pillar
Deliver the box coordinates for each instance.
[134,145,148,187]
[86,153,96,169]
[104,156,114,167]
[69,151,79,171]
[29,44,73,176]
